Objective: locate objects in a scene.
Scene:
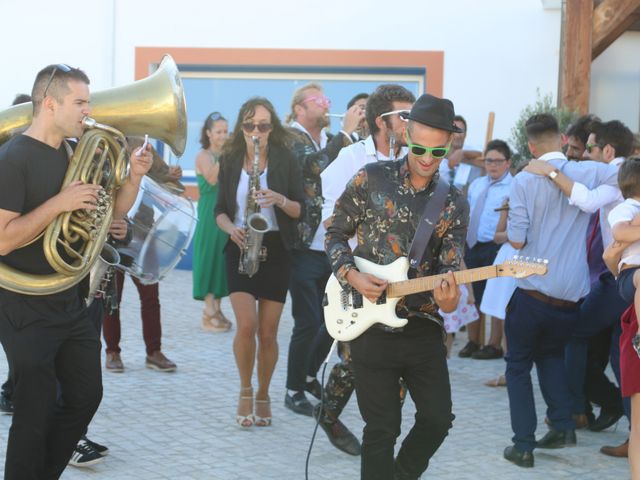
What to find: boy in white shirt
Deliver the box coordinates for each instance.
[606,157,640,355]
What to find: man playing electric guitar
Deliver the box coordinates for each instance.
[325,94,469,480]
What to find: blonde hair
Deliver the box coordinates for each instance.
[285,82,324,124]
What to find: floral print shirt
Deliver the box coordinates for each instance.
[325,158,469,319]
[288,127,352,250]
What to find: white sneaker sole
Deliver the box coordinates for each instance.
[69,456,105,468]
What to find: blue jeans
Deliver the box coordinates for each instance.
[286,249,332,391]
[505,289,580,452]
[565,272,629,415]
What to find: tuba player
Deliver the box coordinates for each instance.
[0,64,152,480]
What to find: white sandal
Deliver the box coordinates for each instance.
[236,387,254,428]
[254,396,272,427]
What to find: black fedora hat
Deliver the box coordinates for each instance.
[400,94,463,133]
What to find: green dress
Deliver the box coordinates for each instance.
[192,160,229,300]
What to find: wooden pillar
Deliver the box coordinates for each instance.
[558,0,593,115]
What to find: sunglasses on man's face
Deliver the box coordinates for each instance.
[242,122,273,134]
[405,130,450,159]
[586,143,604,154]
[42,64,72,98]
[302,95,331,109]
[380,109,410,122]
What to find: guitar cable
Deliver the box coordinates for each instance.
[304,338,338,480]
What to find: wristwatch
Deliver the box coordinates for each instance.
[548,169,559,181]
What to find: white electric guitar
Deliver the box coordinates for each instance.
[323,255,548,342]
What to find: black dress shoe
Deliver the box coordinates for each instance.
[458,341,480,358]
[284,391,313,416]
[313,404,361,456]
[589,408,623,432]
[471,345,504,360]
[536,428,577,449]
[305,378,322,400]
[503,445,534,468]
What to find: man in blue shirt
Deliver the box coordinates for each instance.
[503,114,618,468]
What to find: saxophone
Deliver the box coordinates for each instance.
[238,136,271,277]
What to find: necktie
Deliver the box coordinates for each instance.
[467,180,492,248]
[586,212,600,256]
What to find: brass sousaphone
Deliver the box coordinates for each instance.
[0,55,187,295]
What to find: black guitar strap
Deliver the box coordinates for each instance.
[408,179,450,269]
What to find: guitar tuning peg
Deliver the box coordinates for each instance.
[543,259,549,264]
[512,254,518,260]
[525,257,530,262]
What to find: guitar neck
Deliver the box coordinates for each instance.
[387,265,498,298]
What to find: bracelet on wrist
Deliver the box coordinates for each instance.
[280,196,287,208]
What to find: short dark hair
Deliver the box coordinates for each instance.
[199,112,227,149]
[566,114,601,145]
[618,156,640,199]
[347,93,369,109]
[12,94,31,106]
[31,64,90,115]
[222,97,292,158]
[525,113,559,140]
[453,115,467,132]
[593,120,634,158]
[365,84,415,136]
[485,139,511,160]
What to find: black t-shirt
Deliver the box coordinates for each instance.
[0,134,69,274]
[0,134,84,301]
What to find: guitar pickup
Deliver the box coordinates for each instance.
[351,289,363,309]
[322,293,328,307]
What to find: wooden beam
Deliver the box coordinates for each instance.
[559,0,593,114]
[592,0,640,59]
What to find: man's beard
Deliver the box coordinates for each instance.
[315,115,329,130]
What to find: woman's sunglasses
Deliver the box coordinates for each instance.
[405,130,450,159]
[242,123,273,134]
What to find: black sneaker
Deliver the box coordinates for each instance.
[82,436,109,456]
[0,395,13,415]
[284,391,314,416]
[305,379,322,400]
[68,440,105,468]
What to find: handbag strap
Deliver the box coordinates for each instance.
[408,179,450,269]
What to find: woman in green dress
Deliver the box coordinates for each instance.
[192,112,232,332]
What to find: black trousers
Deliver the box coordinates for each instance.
[350,321,453,480]
[464,241,500,306]
[0,291,103,480]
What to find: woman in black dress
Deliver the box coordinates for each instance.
[215,97,303,427]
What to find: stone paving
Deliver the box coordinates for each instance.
[0,268,631,479]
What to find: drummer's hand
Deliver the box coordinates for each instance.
[109,218,128,240]
[129,144,153,178]
[255,188,284,208]
[168,165,182,180]
[228,226,246,248]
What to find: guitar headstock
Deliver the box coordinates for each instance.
[497,255,548,279]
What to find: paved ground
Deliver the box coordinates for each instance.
[0,268,631,479]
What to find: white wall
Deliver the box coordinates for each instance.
[5,0,628,150]
[590,31,640,132]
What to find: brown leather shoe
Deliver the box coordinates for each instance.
[145,351,177,372]
[544,414,589,429]
[105,352,124,373]
[600,439,629,458]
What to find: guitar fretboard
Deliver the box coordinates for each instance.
[387,265,498,298]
